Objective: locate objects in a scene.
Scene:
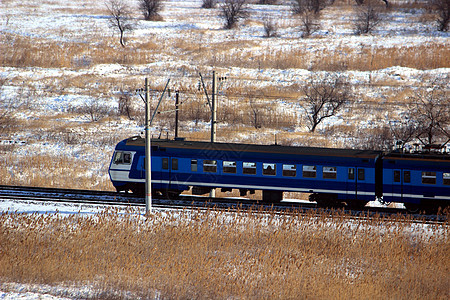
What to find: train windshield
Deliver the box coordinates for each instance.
[113,151,132,165]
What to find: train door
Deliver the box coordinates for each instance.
[347,167,366,200]
[391,169,411,202]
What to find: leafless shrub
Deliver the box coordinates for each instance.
[82,98,111,122]
[291,0,334,15]
[201,0,217,8]
[298,10,320,37]
[118,90,134,120]
[220,0,249,29]
[351,126,394,150]
[139,0,163,21]
[263,18,278,37]
[249,97,263,129]
[258,0,278,4]
[354,0,383,35]
[431,0,449,31]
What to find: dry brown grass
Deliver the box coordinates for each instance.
[0,208,448,299]
[205,43,450,71]
[0,33,163,69]
[0,151,114,191]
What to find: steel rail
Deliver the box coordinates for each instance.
[0,185,447,223]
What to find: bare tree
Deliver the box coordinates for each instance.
[106,0,134,47]
[220,0,249,29]
[354,0,389,8]
[299,10,320,37]
[258,0,278,4]
[118,90,134,120]
[263,18,278,37]
[139,0,163,21]
[291,0,334,15]
[431,0,449,31]
[353,0,383,35]
[300,74,350,133]
[389,120,419,148]
[249,97,263,129]
[202,0,217,8]
[406,79,450,146]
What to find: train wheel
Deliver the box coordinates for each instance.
[162,190,180,200]
[346,200,368,210]
[404,203,421,214]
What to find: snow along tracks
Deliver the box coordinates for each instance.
[0,185,447,223]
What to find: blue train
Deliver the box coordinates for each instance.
[109,136,450,213]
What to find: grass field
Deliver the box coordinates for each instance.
[1,208,448,299]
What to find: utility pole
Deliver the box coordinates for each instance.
[144,78,152,215]
[211,71,217,143]
[175,91,179,139]
[210,71,217,197]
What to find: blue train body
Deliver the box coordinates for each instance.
[109,136,450,212]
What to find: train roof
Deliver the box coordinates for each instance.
[383,151,450,162]
[122,136,382,159]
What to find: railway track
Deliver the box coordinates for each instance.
[0,185,447,223]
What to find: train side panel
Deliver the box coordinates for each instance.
[382,155,450,207]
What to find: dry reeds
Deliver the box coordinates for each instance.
[0,208,448,299]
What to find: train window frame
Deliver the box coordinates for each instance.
[404,171,411,183]
[422,171,436,185]
[263,163,276,176]
[348,168,355,180]
[162,158,169,170]
[358,169,365,181]
[443,173,450,185]
[302,165,316,178]
[223,161,237,174]
[172,158,178,171]
[203,160,217,173]
[243,162,257,175]
[282,164,296,177]
[394,170,401,183]
[323,166,337,179]
[113,152,132,165]
[191,159,197,172]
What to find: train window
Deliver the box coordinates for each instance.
[223,161,237,174]
[203,160,217,173]
[162,158,169,170]
[323,167,337,179]
[303,165,316,178]
[394,170,401,183]
[243,162,257,175]
[282,164,296,177]
[172,158,178,171]
[191,160,197,172]
[443,173,450,185]
[422,172,436,184]
[113,152,132,165]
[358,169,365,181]
[348,168,355,180]
[263,163,276,176]
[404,171,411,183]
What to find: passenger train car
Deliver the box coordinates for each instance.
[109,136,450,212]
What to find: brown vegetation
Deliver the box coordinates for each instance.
[0,208,448,299]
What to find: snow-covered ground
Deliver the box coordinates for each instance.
[0,0,448,294]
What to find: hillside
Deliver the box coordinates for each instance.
[0,0,449,190]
